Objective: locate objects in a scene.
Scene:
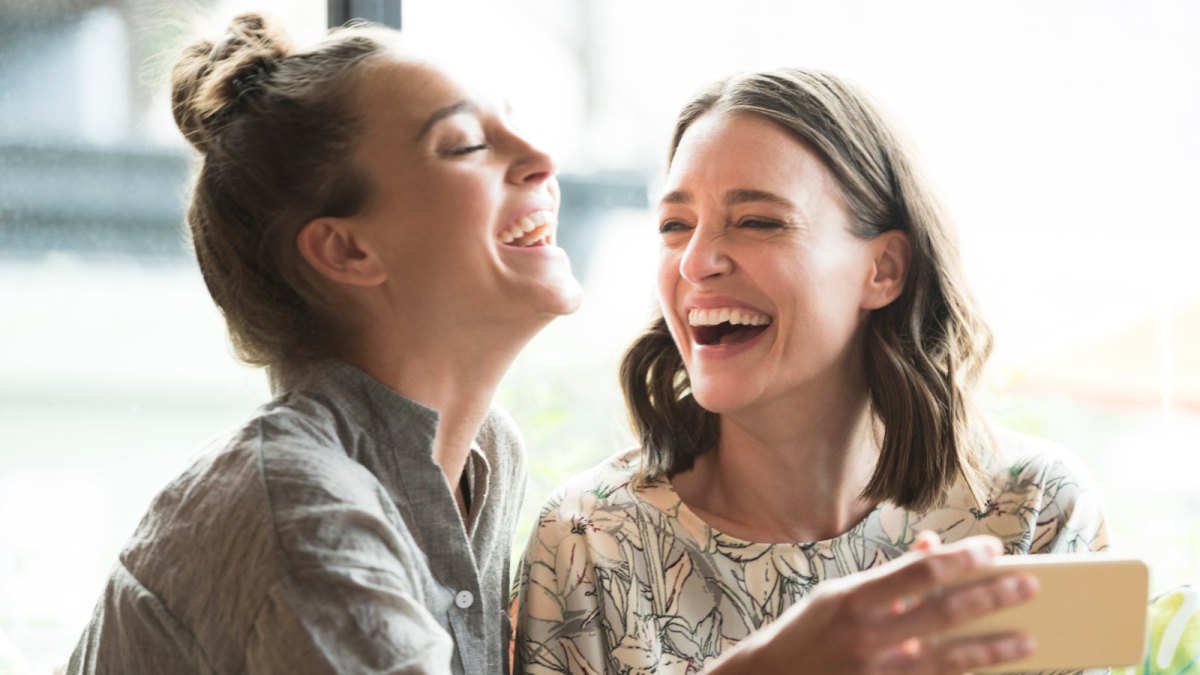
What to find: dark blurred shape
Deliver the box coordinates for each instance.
[0,142,190,258]
[328,0,401,29]
[558,171,648,281]
[0,2,649,278]
[0,135,647,274]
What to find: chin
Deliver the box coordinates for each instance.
[531,275,584,317]
[553,283,584,315]
[687,379,751,415]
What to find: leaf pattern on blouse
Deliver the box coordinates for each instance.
[512,432,1110,675]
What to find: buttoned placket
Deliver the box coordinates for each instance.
[453,445,492,642]
[391,440,492,671]
[303,361,504,674]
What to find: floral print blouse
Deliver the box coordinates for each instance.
[512,432,1109,674]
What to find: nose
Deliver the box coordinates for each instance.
[678,224,733,283]
[504,128,558,186]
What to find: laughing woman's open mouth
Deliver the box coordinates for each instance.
[688,307,772,346]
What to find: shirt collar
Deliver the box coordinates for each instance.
[271,358,441,459]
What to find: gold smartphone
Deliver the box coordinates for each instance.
[936,554,1149,673]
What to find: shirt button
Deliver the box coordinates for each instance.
[454,590,474,609]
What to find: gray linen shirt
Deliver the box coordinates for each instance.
[67,359,527,674]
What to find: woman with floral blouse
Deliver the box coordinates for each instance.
[513,68,1108,674]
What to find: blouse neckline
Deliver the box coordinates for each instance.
[625,449,897,553]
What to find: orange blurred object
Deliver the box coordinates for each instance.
[1013,299,1200,411]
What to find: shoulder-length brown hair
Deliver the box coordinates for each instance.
[620,68,993,512]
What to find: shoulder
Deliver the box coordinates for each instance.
[252,394,385,503]
[914,428,1109,553]
[120,413,276,569]
[476,402,527,480]
[520,449,648,567]
[990,429,1109,552]
[532,448,644,527]
[249,395,433,571]
[980,428,1101,499]
[937,428,1109,553]
[107,396,379,665]
[478,403,524,449]
[124,393,401,575]
[516,449,649,613]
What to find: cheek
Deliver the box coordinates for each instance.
[655,251,688,344]
[797,257,870,344]
[410,166,494,214]
[764,254,855,329]
[398,176,497,246]
[655,249,679,298]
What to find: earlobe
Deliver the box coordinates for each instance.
[862,230,911,310]
[296,217,387,288]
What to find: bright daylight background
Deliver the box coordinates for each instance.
[1,0,1197,671]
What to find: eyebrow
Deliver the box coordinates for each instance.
[659,188,797,209]
[414,100,479,141]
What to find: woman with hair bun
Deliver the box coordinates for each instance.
[512,68,1110,674]
[67,13,579,674]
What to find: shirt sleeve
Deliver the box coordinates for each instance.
[251,428,459,674]
[245,565,454,674]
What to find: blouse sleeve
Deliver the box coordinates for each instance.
[510,491,612,675]
[1030,449,1110,555]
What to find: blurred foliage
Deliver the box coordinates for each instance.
[497,349,634,566]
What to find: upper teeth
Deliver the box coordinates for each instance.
[499,210,556,244]
[688,307,772,326]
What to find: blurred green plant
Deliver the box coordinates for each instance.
[1113,585,1199,675]
[498,354,634,565]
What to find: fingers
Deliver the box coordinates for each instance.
[852,536,1003,619]
[878,572,1039,645]
[936,633,1036,673]
[912,530,941,551]
[882,632,1036,675]
[888,531,941,614]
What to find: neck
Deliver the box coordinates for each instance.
[342,310,546,490]
[672,370,881,543]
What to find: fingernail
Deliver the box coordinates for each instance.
[998,634,1036,661]
[974,541,1000,563]
[1017,574,1040,597]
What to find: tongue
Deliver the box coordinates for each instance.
[695,323,766,346]
[718,324,765,345]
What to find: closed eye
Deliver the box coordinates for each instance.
[449,143,488,156]
[739,218,783,230]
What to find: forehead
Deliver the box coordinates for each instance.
[357,58,456,124]
[664,112,839,203]
[354,56,500,137]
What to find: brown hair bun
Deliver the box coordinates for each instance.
[171,13,294,153]
[168,15,391,369]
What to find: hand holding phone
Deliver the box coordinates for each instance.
[937,555,1149,673]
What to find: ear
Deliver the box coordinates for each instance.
[296,217,386,288]
[861,229,911,310]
